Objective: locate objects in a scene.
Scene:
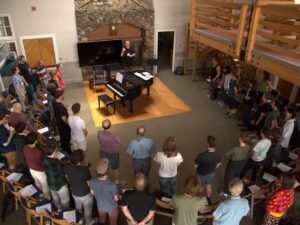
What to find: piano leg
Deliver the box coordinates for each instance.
[130,100,133,113]
[147,86,150,96]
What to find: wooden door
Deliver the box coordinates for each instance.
[23,37,56,68]
[276,78,293,98]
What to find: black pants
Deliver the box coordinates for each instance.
[133,158,151,177]
[240,158,264,181]
[224,159,246,193]
[58,127,71,155]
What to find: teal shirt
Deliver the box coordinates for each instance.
[213,196,250,225]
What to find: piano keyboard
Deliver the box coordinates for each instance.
[106,84,124,97]
[134,72,154,81]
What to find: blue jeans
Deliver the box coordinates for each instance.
[159,176,177,195]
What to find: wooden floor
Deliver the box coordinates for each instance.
[84,77,192,127]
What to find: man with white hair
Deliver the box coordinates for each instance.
[8,102,29,129]
[120,40,136,67]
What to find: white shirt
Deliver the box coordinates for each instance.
[154,152,183,177]
[223,74,231,90]
[252,138,271,162]
[281,119,295,148]
[68,115,86,142]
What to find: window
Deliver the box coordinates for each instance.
[0,15,14,40]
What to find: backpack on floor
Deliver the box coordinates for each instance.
[175,66,184,75]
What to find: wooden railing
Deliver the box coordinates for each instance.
[190,0,252,57]
[246,4,300,62]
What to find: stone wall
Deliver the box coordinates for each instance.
[74,0,154,68]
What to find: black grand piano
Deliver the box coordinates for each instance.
[106,71,154,113]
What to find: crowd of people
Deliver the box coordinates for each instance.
[0,54,299,225]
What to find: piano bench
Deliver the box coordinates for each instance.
[98,94,115,116]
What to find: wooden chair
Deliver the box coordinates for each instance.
[6,181,24,210]
[0,169,11,193]
[43,210,82,225]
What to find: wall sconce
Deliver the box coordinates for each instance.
[109,24,117,35]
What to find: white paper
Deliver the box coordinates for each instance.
[142,72,151,76]
[53,151,65,160]
[161,197,172,203]
[0,163,5,169]
[44,93,47,97]
[263,172,276,183]
[43,100,48,104]
[19,185,38,197]
[276,163,292,172]
[289,151,298,160]
[37,127,49,134]
[248,185,261,193]
[63,210,76,223]
[6,172,23,182]
[35,203,51,214]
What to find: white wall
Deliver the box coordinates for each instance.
[0,0,82,83]
[153,0,192,70]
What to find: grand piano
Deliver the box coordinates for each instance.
[106,71,154,113]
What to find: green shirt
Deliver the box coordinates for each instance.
[258,80,269,93]
[43,157,66,191]
[264,110,280,129]
[172,195,205,225]
[226,145,250,161]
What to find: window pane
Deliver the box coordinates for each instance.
[0,18,3,26]
[6,27,12,36]
[3,17,10,26]
[0,28,5,37]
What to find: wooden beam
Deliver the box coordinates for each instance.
[195,22,237,38]
[256,30,300,47]
[192,42,198,81]
[261,6,300,20]
[235,5,249,57]
[245,6,261,61]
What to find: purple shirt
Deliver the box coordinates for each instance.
[98,130,120,153]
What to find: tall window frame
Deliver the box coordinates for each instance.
[0,14,15,41]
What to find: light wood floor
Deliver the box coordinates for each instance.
[84,77,192,127]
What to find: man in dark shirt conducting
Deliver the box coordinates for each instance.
[194,135,222,204]
[121,173,156,225]
[52,91,71,154]
[120,40,136,68]
[18,55,34,103]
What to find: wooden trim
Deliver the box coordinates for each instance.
[255,40,300,59]
[245,6,261,61]
[256,30,300,47]
[261,6,300,20]
[235,5,249,57]
[196,15,238,28]
[261,20,300,34]
[192,42,198,81]
[196,22,237,38]
[196,1,243,10]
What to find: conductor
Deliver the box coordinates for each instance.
[120,40,136,68]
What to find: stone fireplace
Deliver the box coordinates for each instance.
[74,0,154,75]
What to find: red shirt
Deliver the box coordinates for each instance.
[56,71,65,90]
[23,145,44,172]
[8,112,32,131]
[266,189,294,215]
[98,130,120,154]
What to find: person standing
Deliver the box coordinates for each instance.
[13,122,27,166]
[120,173,156,225]
[194,135,222,204]
[91,158,119,225]
[153,136,183,195]
[65,150,93,225]
[23,132,50,199]
[213,178,250,225]
[55,63,65,92]
[223,133,250,194]
[11,66,27,111]
[36,60,49,88]
[120,40,136,68]
[98,119,120,183]
[272,107,296,164]
[52,91,71,154]
[253,94,271,135]
[208,56,221,100]
[68,103,88,151]
[263,173,295,225]
[172,176,206,225]
[127,126,155,178]
[240,127,272,182]
[18,55,35,100]
[241,80,257,129]
[264,100,282,130]
[42,139,70,211]
[257,71,273,104]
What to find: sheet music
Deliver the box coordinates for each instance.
[248,185,261,193]
[134,72,152,81]
[262,172,276,183]
[63,210,76,223]
[142,72,154,78]
[161,197,172,203]
[0,163,5,169]
[19,185,38,197]
[53,151,65,160]
[289,151,299,160]
[43,100,48,104]
[35,203,51,214]
[276,163,292,172]
[37,127,49,134]
[6,172,23,182]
